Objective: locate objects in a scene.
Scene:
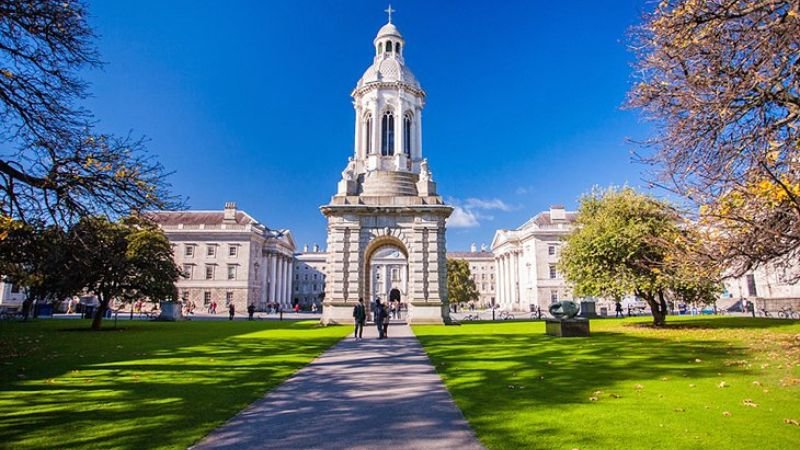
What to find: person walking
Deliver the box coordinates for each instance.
[615,301,623,318]
[229,303,235,321]
[382,302,390,338]
[352,298,366,340]
[375,299,386,339]
[247,303,256,320]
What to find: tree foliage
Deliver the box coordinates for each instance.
[0,0,179,225]
[69,217,181,330]
[627,0,800,279]
[559,187,721,326]
[447,259,479,306]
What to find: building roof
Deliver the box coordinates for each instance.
[447,251,494,259]
[526,211,578,227]
[147,210,258,226]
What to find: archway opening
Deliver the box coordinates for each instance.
[363,237,408,320]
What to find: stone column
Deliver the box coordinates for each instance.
[415,109,423,160]
[354,106,361,159]
[513,251,520,305]
[395,98,403,157]
[269,253,277,305]
[278,256,286,306]
[286,256,294,305]
[504,254,512,307]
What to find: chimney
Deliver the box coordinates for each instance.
[303,244,309,252]
[223,202,237,222]
[470,242,477,252]
[313,243,320,252]
[550,205,566,221]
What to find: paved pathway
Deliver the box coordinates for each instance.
[192,323,484,450]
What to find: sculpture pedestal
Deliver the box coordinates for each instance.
[545,318,590,337]
[157,301,183,321]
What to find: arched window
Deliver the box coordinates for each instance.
[403,113,412,156]
[381,110,394,156]
[365,114,373,154]
[378,42,383,54]
[387,40,393,52]
[396,43,401,54]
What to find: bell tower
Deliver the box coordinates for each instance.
[321,11,452,325]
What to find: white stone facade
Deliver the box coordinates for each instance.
[722,262,800,309]
[150,203,295,313]
[447,248,496,307]
[491,206,576,312]
[292,248,327,309]
[0,281,24,309]
[321,18,452,325]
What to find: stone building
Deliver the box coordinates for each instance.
[292,245,327,309]
[150,203,295,312]
[320,16,452,324]
[0,281,24,310]
[491,206,576,312]
[447,244,496,307]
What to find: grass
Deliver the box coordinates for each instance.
[414,316,800,450]
[0,319,350,449]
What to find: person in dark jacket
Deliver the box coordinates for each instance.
[353,298,366,340]
[229,303,235,320]
[375,299,386,339]
[247,303,256,320]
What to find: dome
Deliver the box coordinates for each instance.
[357,57,420,89]
[376,22,403,40]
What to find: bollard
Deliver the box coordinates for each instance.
[280,311,283,321]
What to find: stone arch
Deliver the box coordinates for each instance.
[362,234,409,305]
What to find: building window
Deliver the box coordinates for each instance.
[207,245,216,257]
[295,274,299,280]
[381,110,394,156]
[746,274,758,297]
[392,268,400,281]
[550,290,559,303]
[313,284,318,292]
[548,245,556,256]
[183,264,193,279]
[185,245,194,257]
[181,290,189,300]
[549,265,557,279]
[305,274,309,281]
[403,113,412,156]
[10,284,20,294]
[365,114,373,153]
[491,273,494,280]
[227,265,237,280]
[204,291,211,305]
[313,273,318,280]
[229,245,237,257]
[205,265,215,280]
[378,42,383,54]
[396,43,401,53]
[226,291,233,305]
[295,285,299,292]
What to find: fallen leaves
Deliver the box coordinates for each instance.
[784,418,800,427]
[718,381,729,388]
[742,399,758,408]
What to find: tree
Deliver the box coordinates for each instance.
[0,0,179,225]
[447,259,479,307]
[69,216,181,330]
[559,187,720,326]
[627,1,800,279]
[0,220,79,319]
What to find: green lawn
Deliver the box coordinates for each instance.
[0,319,350,449]
[414,316,800,450]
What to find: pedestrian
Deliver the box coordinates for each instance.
[382,302,390,338]
[615,301,623,318]
[375,299,385,339]
[352,298,366,340]
[229,303,235,320]
[247,303,255,320]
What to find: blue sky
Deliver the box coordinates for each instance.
[83,0,654,251]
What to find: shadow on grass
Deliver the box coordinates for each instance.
[0,320,348,449]
[414,323,759,450]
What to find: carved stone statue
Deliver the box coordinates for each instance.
[549,300,580,320]
[419,158,432,181]
[341,157,355,181]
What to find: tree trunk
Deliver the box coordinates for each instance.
[91,294,109,331]
[21,297,33,322]
[640,291,666,326]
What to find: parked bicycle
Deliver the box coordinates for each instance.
[777,306,800,320]
[463,313,481,321]
[757,308,772,318]
[499,311,515,320]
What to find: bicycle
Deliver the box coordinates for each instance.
[499,311,515,320]
[777,306,800,320]
[463,313,481,321]
[757,308,772,318]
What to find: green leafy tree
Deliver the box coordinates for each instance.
[447,259,479,308]
[559,187,720,326]
[0,220,79,319]
[69,217,181,330]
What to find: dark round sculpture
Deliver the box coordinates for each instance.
[548,300,580,320]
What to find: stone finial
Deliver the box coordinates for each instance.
[223,202,237,222]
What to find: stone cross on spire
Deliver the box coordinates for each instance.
[385,4,395,23]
